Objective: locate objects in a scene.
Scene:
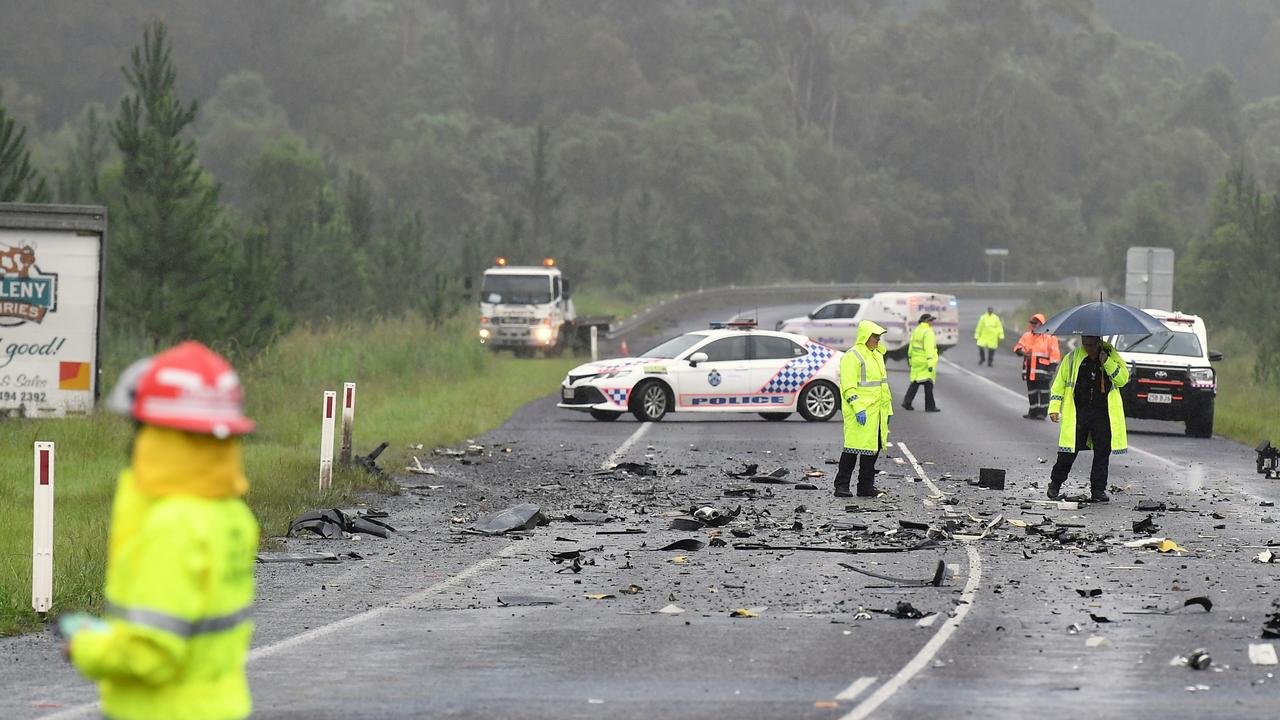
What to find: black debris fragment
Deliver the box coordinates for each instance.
[658,539,706,552]
[256,552,341,564]
[976,468,1006,490]
[1261,599,1280,638]
[838,559,946,587]
[353,442,390,478]
[288,508,395,539]
[869,601,930,619]
[1076,589,1103,598]
[470,503,548,535]
[727,463,759,478]
[563,511,615,524]
[1132,515,1158,534]
[611,461,656,476]
[669,517,705,531]
[693,506,741,527]
[1133,501,1167,512]
[497,595,558,607]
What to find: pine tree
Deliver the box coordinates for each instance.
[0,103,51,202]
[110,21,236,342]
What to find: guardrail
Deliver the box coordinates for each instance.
[606,279,1098,340]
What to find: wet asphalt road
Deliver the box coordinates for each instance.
[4,299,1279,719]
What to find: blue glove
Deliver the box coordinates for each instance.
[855,410,867,425]
[57,612,108,640]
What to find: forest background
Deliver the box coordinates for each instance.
[1,0,1280,376]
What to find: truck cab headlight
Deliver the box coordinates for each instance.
[1190,368,1215,388]
[479,327,492,339]
[534,326,554,343]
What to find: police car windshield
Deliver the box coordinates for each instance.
[1113,330,1202,358]
[482,274,553,305]
[642,333,708,359]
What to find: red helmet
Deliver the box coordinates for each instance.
[107,341,254,438]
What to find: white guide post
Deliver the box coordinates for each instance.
[32,442,54,613]
[319,391,336,491]
[590,326,599,362]
[340,382,356,465]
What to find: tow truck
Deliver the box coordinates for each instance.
[477,258,611,357]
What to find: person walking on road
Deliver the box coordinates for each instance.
[1013,313,1061,419]
[61,341,259,720]
[835,320,894,497]
[1047,335,1129,502]
[901,313,940,412]
[974,307,1005,366]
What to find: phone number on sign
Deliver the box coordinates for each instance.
[0,391,47,403]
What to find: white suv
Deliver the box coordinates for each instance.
[1107,310,1222,438]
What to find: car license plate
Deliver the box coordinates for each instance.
[1147,392,1171,404]
[562,386,575,400]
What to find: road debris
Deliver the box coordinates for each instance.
[255,552,341,564]
[497,595,557,607]
[288,508,395,539]
[353,441,390,478]
[729,608,759,618]
[656,604,685,615]
[838,559,946,587]
[585,594,616,600]
[1261,599,1280,638]
[1249,643,1278,665]
[975,468,1005,490]
[469,503,548,535]
[1171,648,1212,670]
[405,456,437,475]
[1132,515,1158,534]
[869,601,930,620]
[658,539,705,552]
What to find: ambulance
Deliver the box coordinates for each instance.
[776,291,959,359]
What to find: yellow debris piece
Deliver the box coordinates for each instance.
[1157,540,1187,553]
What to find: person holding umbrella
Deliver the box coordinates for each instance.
[1037,298,1160,502]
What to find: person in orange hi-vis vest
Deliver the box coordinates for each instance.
[1012,313,1061,419]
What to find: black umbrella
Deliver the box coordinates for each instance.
[1035,299,1169,337]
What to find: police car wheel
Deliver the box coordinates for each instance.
[798,381,838,421]
[590,410,622,422]
[759,412,791,421]
[631,380,671,422]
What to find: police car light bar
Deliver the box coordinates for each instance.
[542,258,556,267]
[495,257,507,266]
[709,320,758,330]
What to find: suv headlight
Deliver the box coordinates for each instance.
[1190,368,1215,388]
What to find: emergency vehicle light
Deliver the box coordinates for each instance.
[709,320,758,330]
[542,258,556,267]
[495,257,507,266]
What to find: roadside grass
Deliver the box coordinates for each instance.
[1206,332,1279,446]
[0,315,576,635]
[572,285,668,324]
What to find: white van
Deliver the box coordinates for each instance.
[777,291,959,358]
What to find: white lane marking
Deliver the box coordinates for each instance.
[600,421,654,470]
[897,442,944,496]
[248,544,521,662]
[46,424,653,720]
[834,676,877,702]
[942,357,1275,502]
[831,440,983,720]
[840,544,983,720]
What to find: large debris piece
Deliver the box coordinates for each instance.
[288,508,395,539]
[470,503,548,535]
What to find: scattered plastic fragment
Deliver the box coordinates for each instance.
[1076,588,1102,598]
[1249,643,1279,666]
[669,556,689,565]
[405,457,437,475]
[1255,550,1277,564]
[838,559,946,587]
[470,503,548,535]
[870,601,929,620]
[497,595,557,607]
[256,552,340,564]
[1132,515,1158,534]
[353,442,390,478]
[289,508,395,539]
[563,511,614,524]
[1171,649,1212,670]
[622,585,643,595]
[659,539,706,552]
[669,517,705,531]
[727,463,760,478]
[656,604,686,615]
[585,594,616,600]
[976,468,1005,490]
[730,608,759,618]
[1086,636,1111,648]
[1157,540,1187,554]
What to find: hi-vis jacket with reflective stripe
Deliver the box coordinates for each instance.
[907,321,938,383]
[974,312,1005,349]
[840,320,893,454]
[71,428,258,720]
[1047,343,1129,454]
[1013,331,1061,381]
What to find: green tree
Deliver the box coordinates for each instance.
[110,20,237,342]
[55,104,110,204]
[0,102,50,202]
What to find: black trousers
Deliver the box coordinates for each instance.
[903,380,936,410]
[1050,415,1111,492]
[979,347,995,366]
[1025,376,1051,417]
[835,450,879,493]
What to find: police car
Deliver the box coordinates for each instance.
[558,322,843,422]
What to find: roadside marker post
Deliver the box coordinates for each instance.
[590,326,599,362]
[319,391,336,491]
[340,382,356,465]
[32,442,54,614]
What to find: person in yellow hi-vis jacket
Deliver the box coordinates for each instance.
[60,341,258,720]
[901,313,940,412]
[1047,335,1129,502]
[974,307,1005,366]
[835,320,893,497]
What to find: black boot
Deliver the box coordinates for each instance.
[1047,478,1064,500]
[834,481,853,498]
